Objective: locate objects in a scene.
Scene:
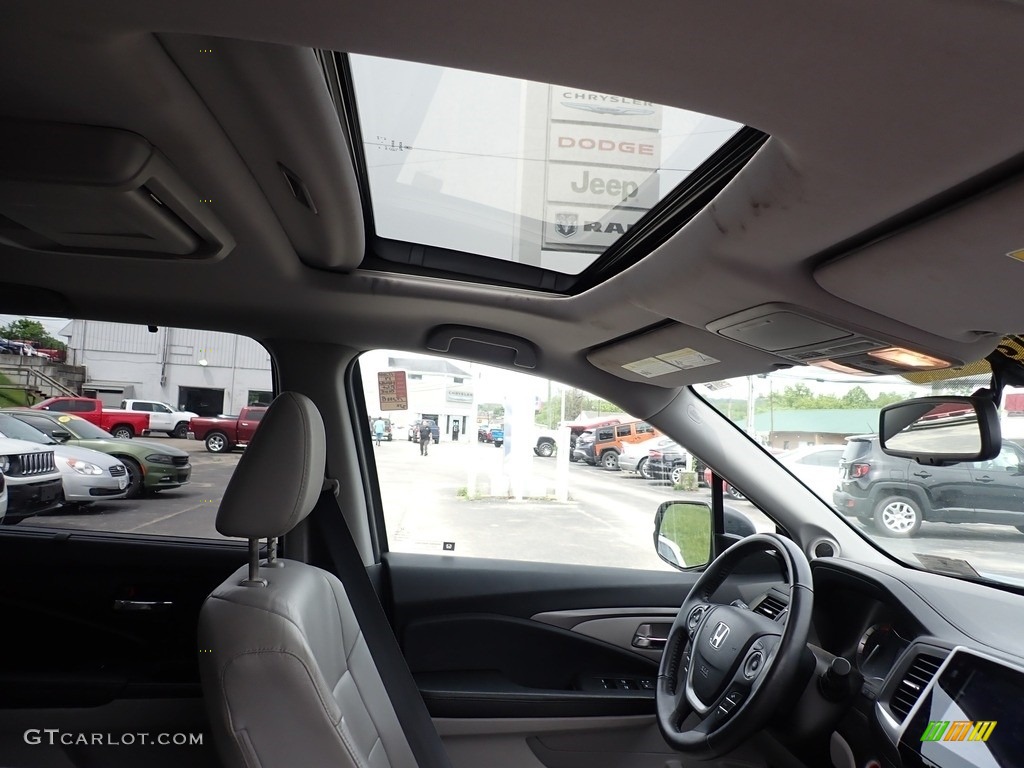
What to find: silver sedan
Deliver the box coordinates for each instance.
[52,445,129,507]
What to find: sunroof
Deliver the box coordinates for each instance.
[348,54,742,276]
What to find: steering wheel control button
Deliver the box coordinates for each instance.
[717,690,745,716]
[743,651,764,678]
[687,604,709,633]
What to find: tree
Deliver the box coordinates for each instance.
[534,389,619,426]
[0,318,66,351]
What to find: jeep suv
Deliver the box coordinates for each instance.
[834,435,1024,537]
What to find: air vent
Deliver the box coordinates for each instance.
[753,594,787,620]
[890,654,944,722]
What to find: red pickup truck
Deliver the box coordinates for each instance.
[31,397,150,439]
[188,406,267,453]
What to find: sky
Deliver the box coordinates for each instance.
[0,314,71,338]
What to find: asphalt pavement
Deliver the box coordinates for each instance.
[19,437,241,540]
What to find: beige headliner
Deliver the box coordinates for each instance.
[1,0,1020,409]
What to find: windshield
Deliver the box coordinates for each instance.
[0,413,56,444]
[700,367,1024,588]
[47,414,113,440]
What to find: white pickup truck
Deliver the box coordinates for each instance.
[120,399,198,439]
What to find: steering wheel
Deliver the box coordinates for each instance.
[656,533,813,758]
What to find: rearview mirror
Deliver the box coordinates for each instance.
[879,395,1000,465]
[653,501,712,570]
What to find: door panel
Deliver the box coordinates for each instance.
[384,552,783,712]
[385,552,778,768]
[0,530,244,709]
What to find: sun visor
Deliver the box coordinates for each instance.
[0,120,233,260]
[815,175,1024,342]
[588,322,789,387]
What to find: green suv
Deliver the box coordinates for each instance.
[3,410,191,499]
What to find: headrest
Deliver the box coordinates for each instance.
[216,392,326,539]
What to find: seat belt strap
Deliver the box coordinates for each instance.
[312,481,453,768]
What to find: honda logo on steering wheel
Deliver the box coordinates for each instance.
[709,621,730,649]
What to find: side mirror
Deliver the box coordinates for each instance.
[653,501,712,571]
[49,428,72,442]
[880,395,1001,465]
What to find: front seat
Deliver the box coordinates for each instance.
[198,392,451,768]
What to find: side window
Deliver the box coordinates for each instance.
[0,318,272,541]
[47,400,73,412]
[247,410,265,423]
[362,351,774,570]
[616,424,632,437]
[637,422,654,435]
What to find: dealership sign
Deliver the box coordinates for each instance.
[542,86,663,254]
[378,370,408,411]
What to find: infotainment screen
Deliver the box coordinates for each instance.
[899,649,1024,768]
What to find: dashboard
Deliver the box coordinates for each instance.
[759,557,1024,768]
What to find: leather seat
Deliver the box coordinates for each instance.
[198,392,448,768]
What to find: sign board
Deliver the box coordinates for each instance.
[445,387,473,403]
[378,370,408,411]
[542,85,663,254]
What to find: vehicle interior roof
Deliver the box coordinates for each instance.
[2,0,1021,413]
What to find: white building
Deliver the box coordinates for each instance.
[363,354,474,440]
[62,320,273,416]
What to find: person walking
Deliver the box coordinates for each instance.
[373,416,386,447]
[419,420,432,456]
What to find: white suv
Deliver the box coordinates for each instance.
[0,437,63,524]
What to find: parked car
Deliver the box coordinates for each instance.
[32,397,151,439]
[0,413,128,508]
[650,442,692,486]
[477,424,493,443]
[4,410,191,498]
[121,399,199,439]
[777,444,846,505]
[369,416,393,441]
[0,435,63,523]
[834,435,1024,537]
[409,419,440,444]
[188,406,267,453]
[587,420,661,470]
[489,423,504,447]
[701,465,746,499]
[619,437,676,479]
[571,429,595,463]
[564,416,627,461]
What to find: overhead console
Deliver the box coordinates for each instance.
[706,304,959,376]
[0,120,233,261]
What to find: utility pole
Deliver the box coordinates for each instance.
[746,376,757,437]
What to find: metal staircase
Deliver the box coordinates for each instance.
[0,364,80,405]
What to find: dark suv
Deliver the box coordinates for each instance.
[833,435,1024,537]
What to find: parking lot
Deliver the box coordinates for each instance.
[16,435,1024,581]
[21,437,241,540]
